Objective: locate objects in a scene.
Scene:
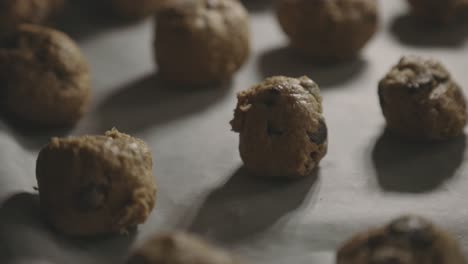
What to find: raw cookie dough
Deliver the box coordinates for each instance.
[378,56,467,140]
[154,0,250,86]
[36,129,157,236]
[337,215,467,264]
[0,0,64,32]
[230,76,327,178]
[407,0,468,23]
[275,0,378,61]
[127,232,240,264]
[109,0,162,20]
[0,24,90,127]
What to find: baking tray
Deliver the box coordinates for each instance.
[2,0,468,263]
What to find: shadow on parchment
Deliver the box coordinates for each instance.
[390,14,468,47]
[56,0,146,41]
[187,167,320,244]
[0,193,136,264]
[96,73,231,133]
[258,46,367,88]
[0,112,72,151]
[372,130,466,193]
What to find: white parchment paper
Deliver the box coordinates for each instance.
[2,1,468,263]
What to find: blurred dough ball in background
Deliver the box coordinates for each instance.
[275,0,378,61]
[407,0,468,24]
[0,0,65,31]
[154,0,250,87]
[0,24,90,128]
[108,0,166,20]
[337,215,467,264]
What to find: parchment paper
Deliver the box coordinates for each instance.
[2,1,468,263]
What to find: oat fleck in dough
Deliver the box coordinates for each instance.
[337,215,467,264]
[36,129,157,236]
[0,24,90,127]
[0,0,64,31]
[109,0,162,20]
[127,232,241,264]
[407,0,468,23]
[155,0,250,86]
[231,76,327,178]
[275,0,378,61]
[378,56,467,141]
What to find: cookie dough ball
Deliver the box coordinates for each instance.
[337,215,467,264]
[0,0,64,31]
[36,129,157,236]
[275,0,378,61]
[109,0,162,20]
[154,0,250,86]
[0,24,90,127]
[230,76,327,178]
[127,232,240,264]
[407,0,468,23]
[378,56,467,141]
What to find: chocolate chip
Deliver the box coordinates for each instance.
[308,119,327,145]
[310,152,318,160]
[269,88,281,95]
[76,184,108,211]
[263,88,280,107]
[266,121,284,136]
[409,232,434,248]
[367,235,385,250]
[36,51,49,65]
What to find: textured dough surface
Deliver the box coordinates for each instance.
[154,0,250,86]
[337,215,467,264]
[0,0,64,31]
[0,24,90,127]
[127,232,240,264]
[231,76,327,178]
[378,56,467,140]
[36,129,157,236]
[276,0,378,60]
[407,0,468,23]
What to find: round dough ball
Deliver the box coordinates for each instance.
[127,232,240,264]
[275,0,378,61]
[407,0,468,23]
[0,24,90,127]
[337,215,467,264]
[230,76,327,178]
[36,129,157,236]
[0,0,64,31]
[109,0,162,20]
[378,56,467,141]
[154,0,250,86]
